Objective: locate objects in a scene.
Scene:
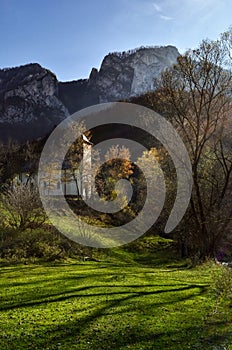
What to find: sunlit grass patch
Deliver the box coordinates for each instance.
[0,260,231,349]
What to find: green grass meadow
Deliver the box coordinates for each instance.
[0,256,232,349]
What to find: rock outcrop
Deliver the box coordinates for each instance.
[0,46,179,142]
[59,45,179,113]
[0,64,69,142]
[94,45,179,102]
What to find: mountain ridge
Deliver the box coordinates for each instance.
[0,45,180,142]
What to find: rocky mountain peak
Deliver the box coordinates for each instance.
[0,63,57,94]
[87,45,179,102]
[0,45,179,142]
[0,63,68,142]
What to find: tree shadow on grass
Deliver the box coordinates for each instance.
[0,287,229,350]
[0,264,218,349]
[0,282,208,312]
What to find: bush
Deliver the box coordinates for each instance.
[0,183,46,230]
[0,227,85,262]
[211,265,232,300]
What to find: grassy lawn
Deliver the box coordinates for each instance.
[0,259,231,349]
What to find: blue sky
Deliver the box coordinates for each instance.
[0,0,231,81]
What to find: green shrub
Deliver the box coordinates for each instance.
[0,227,85,262]
[211,265,232,300]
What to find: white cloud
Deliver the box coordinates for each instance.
[160,14,173,20]
[152,2,173,20]
[153,2,162,12]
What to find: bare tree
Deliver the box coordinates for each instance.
[1,183,46,231]
[157,35,232,259]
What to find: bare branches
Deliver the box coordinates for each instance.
[1,183,46,230]
[158,32,232,258]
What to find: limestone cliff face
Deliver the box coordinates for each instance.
[0,46,179,141]
[0,64,69,141]
[91,46,179,103]
[58,45,179,113]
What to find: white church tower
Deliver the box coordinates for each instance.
[81,134,93,199]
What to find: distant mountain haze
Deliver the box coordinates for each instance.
[0,46,179,142]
